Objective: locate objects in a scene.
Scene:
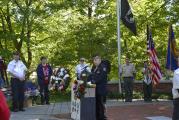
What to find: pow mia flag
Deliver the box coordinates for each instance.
[121,0,137,35]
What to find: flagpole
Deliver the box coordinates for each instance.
[117,0,122,93]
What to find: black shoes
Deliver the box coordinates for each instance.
[12,109,19,112]
[19,108,25,112]
[41,101,50,105]
[144,98,152,102]
[12,108,25,112]
[41,102,45,105]
[46,102,50,105]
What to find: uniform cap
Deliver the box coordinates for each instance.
[80,58,85,61]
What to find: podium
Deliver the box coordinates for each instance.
[71,86,96,120]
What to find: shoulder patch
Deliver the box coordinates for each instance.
[103,67,107,72]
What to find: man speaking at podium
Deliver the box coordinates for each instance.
[90,54,107,120]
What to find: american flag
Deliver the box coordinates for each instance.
[147,26,162,85]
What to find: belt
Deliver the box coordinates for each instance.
[11,77,19,80]
[123,76,133,78]
[174,97,179,100]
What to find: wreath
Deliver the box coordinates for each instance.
[51,67,71,92]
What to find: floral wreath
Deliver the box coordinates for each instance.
[73,80,86,99]
[51,67,70,92]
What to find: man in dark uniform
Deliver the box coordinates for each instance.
[90,55,107,120]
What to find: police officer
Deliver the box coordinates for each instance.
[120,57,136,102]
[75,58,91,80]
[90,55,107,120]
[142,61,152,102]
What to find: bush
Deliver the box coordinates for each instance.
[107,91,172,100]
[50,90,71,103]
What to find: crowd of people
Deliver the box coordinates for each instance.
[0,51,179,120]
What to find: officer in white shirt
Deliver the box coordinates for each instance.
[142,61,152,102]
[172,57,179,120]
[75,58,91,80]
[7,51,27,112]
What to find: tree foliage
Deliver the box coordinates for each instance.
[0,0,179,80]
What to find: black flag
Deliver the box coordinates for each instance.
[121,0,137,35]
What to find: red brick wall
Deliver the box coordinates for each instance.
[107,81,172,94]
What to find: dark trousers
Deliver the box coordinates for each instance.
[173,98,179,120]
[123,77,134,102]
[96,94,106,120]
[0,73,5,88]
[143,82,152,102]
[103,96,107,118]
[39,84,49,104]
[11,78,25,110]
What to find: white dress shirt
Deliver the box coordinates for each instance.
[7,60,27,80]
[75,63,91,78]
[142,68,152,85]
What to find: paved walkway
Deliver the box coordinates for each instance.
[107,100,172,120]
[11,102,71,120]
[10,100,173,120]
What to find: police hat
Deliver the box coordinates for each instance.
[93,54,101,60]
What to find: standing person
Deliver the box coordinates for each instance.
[36,56,52,105]
[75,58,91,80]
[7,51,27,112]
[120,57,136,102]
[0,56,8,87]
[142,61,152,102]
[90,55,107,120]
[172,58,179,120]
[0,90,10,120]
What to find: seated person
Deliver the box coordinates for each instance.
[25,81,39,105]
